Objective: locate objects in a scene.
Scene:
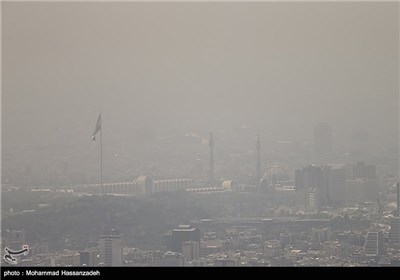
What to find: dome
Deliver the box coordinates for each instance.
[222,180,236,191]
[136,175,153,184]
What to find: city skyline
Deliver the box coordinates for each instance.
[1,1,399,269]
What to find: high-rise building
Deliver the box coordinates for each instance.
[305,188,320,213]
[313,123,332,161]
[389,217,400,244]
[346,179,365,204]
[295,165,323,191]
[295,164,349,206]
[352,161,377,179]
[327,166,346,205]
[343,164,354,180]
[98,229,123,266]
[182,241,200,262]
[79,249,98,266]
[364,231,385,256]
[346,178,378,204]
[295,165,328,206]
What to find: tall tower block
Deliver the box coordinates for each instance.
[209,132,214,185]
[98,229,123,266]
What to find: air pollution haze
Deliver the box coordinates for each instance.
[1,1,399,268]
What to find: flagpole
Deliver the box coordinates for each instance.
[91,112,102,196]
[100,114,103,197]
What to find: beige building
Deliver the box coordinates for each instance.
[98,229,123,266]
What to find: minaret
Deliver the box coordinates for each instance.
[256,134,261,185]
[209,132,214,185]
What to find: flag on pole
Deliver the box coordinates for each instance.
[91,113,102,141]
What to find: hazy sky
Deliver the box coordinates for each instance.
[2,2,399,148]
